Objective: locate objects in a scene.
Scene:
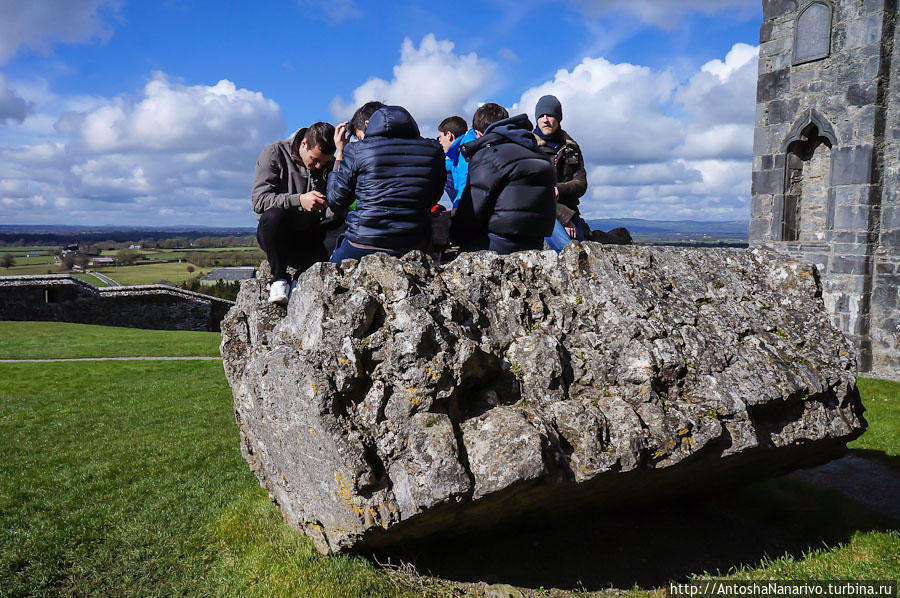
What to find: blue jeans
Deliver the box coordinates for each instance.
[459,232,542,255]
[488,233,543,255]
[329,237,406,264]
[544,216,584,253]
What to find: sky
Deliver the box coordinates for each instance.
[0,0,763,228]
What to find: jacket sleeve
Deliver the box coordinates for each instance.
[443,158,456,201]
[452,156,470,208]
[555,202,577,227]
[556,145,587,204]
[326,143,358,212]
[251,145,297,213]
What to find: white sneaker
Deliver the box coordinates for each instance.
[268,279,290,306]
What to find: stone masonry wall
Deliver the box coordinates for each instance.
[0,275,233,332]
[872,0,900,376]
[751,0,900,373]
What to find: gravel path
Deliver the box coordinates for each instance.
[88,270,120,286]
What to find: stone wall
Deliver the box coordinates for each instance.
[751,0,900,375]
[0,275,233,332]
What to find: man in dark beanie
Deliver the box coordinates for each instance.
[533,94,587,247]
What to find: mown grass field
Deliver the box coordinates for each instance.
[2,245,258,285]
[0,321,221,359]
[1,261,58,276]
[7,255,56,265]
[0,322,897,597]
[0,246,56,253]
[93,261,210,285]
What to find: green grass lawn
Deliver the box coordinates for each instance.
[850,377,900,464]
[0,321,221,359]
[0,360,429,598]
[0,322,897,596]
[94,261,209,285]
[1,262,60,276]
[0,246,56,253]
[8,255,56,265]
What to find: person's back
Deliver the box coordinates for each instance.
[327,105,446,258]
[454,105,556,254]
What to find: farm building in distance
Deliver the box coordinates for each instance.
[201,266,255,286]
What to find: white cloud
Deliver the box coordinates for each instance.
[675,43,758,127]
[0,0,119,65]
[589,162,702,187]
[678,124,755,160]
[330,34,495,134]
[514,56,683,164]
[571,0,758,29]
[0,73,285,226]
[57,73,282,153]
[0,73,33,123]
[515,43,758,222]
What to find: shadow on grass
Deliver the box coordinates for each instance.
[849,448,900,472]
[373,475,898,591]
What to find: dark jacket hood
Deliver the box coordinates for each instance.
[460,114,537,159]
[365,105,421,139]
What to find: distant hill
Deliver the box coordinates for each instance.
[587,218,749,244]
[0,225,256,245]
[0,220,750,247]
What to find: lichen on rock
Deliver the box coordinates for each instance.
[220,244,865,554]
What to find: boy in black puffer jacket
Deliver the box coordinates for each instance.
[451,103,556,254]
[327,104,446,263]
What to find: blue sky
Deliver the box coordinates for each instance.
[0,0,763,227]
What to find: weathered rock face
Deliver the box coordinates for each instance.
[220,244,866,554]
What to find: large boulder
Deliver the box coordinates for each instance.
[220,244,865,554]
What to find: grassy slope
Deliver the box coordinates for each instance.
[0,321,221,359]
[0,359,426,598]
[0,322,896,596]
[70,272,109,287]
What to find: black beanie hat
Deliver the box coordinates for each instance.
[535,94,562,121]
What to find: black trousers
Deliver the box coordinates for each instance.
[256,208,326,281]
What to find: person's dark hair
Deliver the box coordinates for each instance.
[303,122,336,155]
[350,101,385,136]
[472,103,509,134]
[438,116,467,138]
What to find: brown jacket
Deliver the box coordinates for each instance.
[535,129,587,225]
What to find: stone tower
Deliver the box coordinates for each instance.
[751,0,900,375]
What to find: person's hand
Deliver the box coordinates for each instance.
[334,121,351,160]
[555,187,559,198]
[299,191,327,212]
[565,224,577,238]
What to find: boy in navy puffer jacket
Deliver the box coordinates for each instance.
[451,103,556,254]
[327,105,446,264]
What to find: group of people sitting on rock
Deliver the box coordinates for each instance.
[252,95,588,305]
